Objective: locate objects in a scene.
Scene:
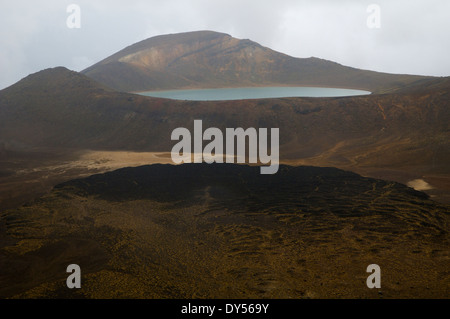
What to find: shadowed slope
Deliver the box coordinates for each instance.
[1,67,449,208]
[1,67,448,172]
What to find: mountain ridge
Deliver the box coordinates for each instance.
[1,67,448,166]
[1,66,449,207]
[81,30,431,93]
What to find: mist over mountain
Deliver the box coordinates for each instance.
[82,31,430,93]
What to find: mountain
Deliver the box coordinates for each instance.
[81,31,429,93]
[0,67,450,161]
[1,67,448,150]
[1,163,448,298]
[0,32,449,300]
[1,66,449,171]
[1,66,449,210]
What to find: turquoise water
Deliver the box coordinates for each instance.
[139,87,371,101]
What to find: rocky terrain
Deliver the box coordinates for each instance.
[1,164,448,298]
[1,67,449,206]
[0,31,449,299]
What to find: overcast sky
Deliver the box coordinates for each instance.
[1,0,449,89]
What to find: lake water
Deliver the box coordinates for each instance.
[139,87,371,101]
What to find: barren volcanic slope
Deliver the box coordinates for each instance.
[0,24,448,302]
[1,67,448,164]
[82,31,429,93]
[0,163,448,298]
[1,67,449,208]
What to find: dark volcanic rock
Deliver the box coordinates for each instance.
[55,163,431,216]
[1,164,448,299]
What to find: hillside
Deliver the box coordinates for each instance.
[1,163,448,298]
[1,67,448,156]
[0,39,449,300]
[1,67,449,170]
[82,31,429,93]
[1,67,449,208]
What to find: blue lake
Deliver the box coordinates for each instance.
[139,87,371,101]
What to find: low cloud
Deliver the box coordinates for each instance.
[1,0,449,89]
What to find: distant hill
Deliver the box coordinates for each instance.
[82,30,430,93]
[1,67,449,175]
